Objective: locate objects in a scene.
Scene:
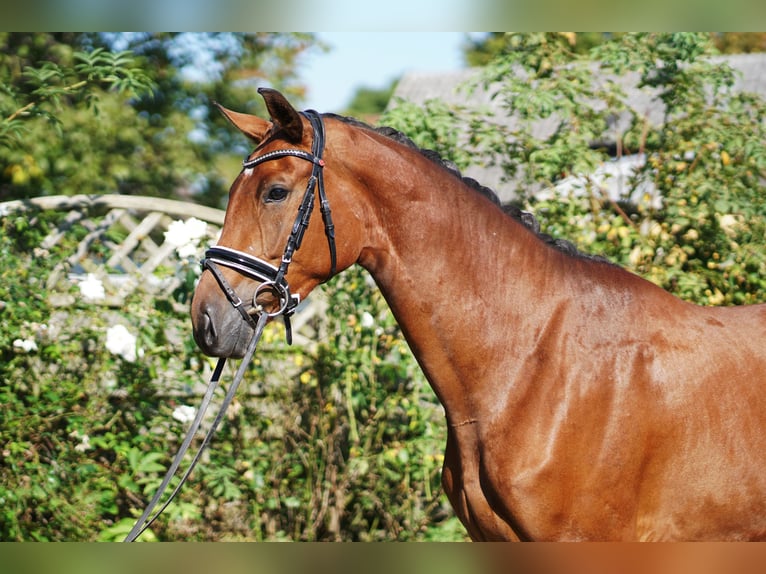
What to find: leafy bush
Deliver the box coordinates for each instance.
[0,32,465,542]
[0,33,322,207]
[8,32,764,543]
[0,205,464,541]
[383,33,766,305]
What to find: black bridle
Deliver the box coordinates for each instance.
[124,109,335,541]
[201,109,336,344]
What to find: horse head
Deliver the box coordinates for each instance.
[191,88,365,358]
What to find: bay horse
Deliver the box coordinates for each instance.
[191,88,766,541]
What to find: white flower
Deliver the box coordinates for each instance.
[74,434,91,453]
[360,311,375,329]
[105,324,138,362]
[172,405,197,424]
[69,429,92,452]
[164,217,208,258]
[177,242,199,259]
[718,214,743,237]
[13,338,37,353]
[79,273,106,302]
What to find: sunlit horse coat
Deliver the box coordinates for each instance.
[191,88,766,541]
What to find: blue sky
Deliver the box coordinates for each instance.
[300,32,474,112]
[112,32,473,113]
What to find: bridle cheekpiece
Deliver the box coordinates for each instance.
[200,110,336,344]
[124,108,336,542]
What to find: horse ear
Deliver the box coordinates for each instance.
[214,103,271,143]
[258,87,303,144]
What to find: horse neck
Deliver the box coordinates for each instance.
[344,132,568,422]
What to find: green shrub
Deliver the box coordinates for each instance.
[383,33,766,305]
[0,206,465,541]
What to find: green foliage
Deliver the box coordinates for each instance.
[389,32,766,306]
[0,207,464,541]
[0,210,204,541]
[343,80,397,118]
[1,42,154,146]
[0,32,464,543]
[380,98,478,172]
[548,33,766,304]
[712,33,766,54]
[464,32,766,68]
[0,33,321,207]
[468,32,620,187]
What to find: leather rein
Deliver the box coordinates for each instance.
[124,110,334,541]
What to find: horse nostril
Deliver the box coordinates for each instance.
[204,311,218,346]
[194,309,218,351]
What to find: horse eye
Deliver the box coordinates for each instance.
[265,187,289,203]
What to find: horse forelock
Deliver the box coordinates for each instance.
[325,113,610,265]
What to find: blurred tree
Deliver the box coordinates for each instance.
[463,32,506,67]
[342,80,398,121]
[0,33,322,207]
[464,32,625,66]
[384,32,766,307]
[464,32,766,67]
[712,33,766,53]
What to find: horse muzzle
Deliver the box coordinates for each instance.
[191,286,253,358]
[191,246,301,358]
